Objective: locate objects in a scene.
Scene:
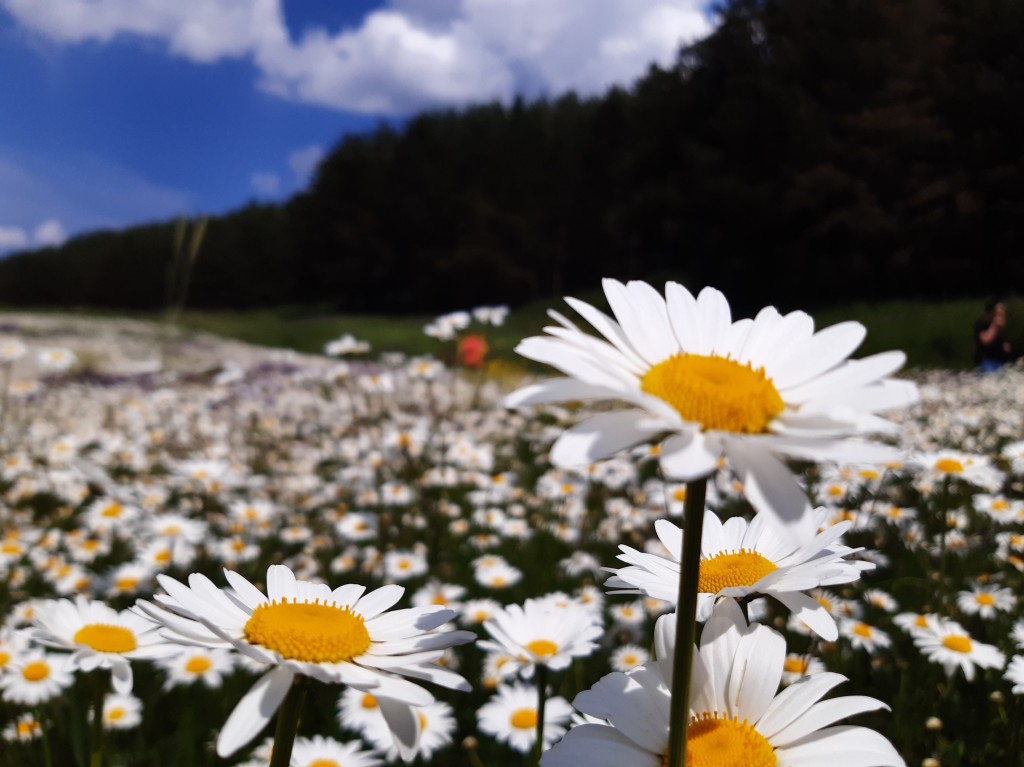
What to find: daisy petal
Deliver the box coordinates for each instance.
[216,666,294,757]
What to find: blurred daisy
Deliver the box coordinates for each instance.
[136,565,474,758]
[606,511,870,640]
[32,596,177,693]
[291,735,381,767]
[863,589,899,613]
[383,550,428,581]
[3,713,42,742]
[1006,656,1024,695]
[102,693,143,730]
[506,279,916,540]
[957,584,1016,619]
[911,618,1005,680]
[478,682,572,754]
[156,647,235,690]
[0,651,73,704]
[609,644,649,672]
[840,620,892,653]
[543,600,902,767]
[781,653,826,685]
[480,598,602,679]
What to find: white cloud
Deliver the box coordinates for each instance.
[0,225,29,250]
[34,219,67,247]
[1,0,712,114]
[250,171,281,196]
[287,144,324,185]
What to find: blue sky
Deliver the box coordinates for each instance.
[0,0,712,253]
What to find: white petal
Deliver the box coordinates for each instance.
[771,696,889,747]
[223,570,268,611]
[376,696,421,762]
[505,378,625,408]
[770,322,866,389]
[603,279,676,365]
[665,281,701,352]
[773,592,838,641]
[727,625,785,721]
[564,295,650,372]
[725,440,815,544]
[542,723,660,767]
[355,585,405,619]
[550,411,668,468]
[658,433,721,481]
[775,725,905,767]
[265,565,296,603]
[756,672,848,739]
[216,666,294,757]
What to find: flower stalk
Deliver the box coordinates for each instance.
[534,663,549,765]
[269,675,308,767]
[665,475,708,767]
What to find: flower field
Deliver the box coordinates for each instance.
[0,294,1023,767]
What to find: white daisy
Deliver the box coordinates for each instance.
[839,619,892,653]
[479,598,602,679]
[956,584,1016,619]
[102,693,143,730]
[911,618,1005,681]
[134,564,474,758]
[543,600,904,767]
[1006,656,1024,695]
[0,651,74,705]
[605,511,870,640]
[478,681,573,754]
[156,646,235,690]
[290,734,381,767]
[31,596,177,693]
[506,279,916,540]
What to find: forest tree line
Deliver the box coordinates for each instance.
[1,0,1021,315]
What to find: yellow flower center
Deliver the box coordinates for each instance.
[992,500,1009,511]
[783,657,808,674]
[0,651,10,668]
[934,458,964,474]
[74,624,138,654]
[674,714,777,767]
[361,693,378,709]
[17,721,39,737]
[185,656,213,674]
[914,615,929,628]
[852,624,873,638]
[511,708,538,730]
[243,599,371,663]
[22,661,50,682]
[108,708,125,722]
[526,639,559,659]
[1,543,21,554]
[309,761,340,767]
[942,635,972,654]
[641,354,784,434]
[976,594,996,607]
[101,503,124,518]
[115,577,139,592]
[698,551,778,593]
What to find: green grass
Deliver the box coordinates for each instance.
[173,295,1024,371]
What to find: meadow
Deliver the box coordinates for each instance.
[0,295,1022,767]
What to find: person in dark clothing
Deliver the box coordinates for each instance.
[975,299,1012,372]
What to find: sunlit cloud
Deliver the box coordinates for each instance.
[0,225,29,250]
[34,219,67,247]
[250,171,281,197]
[287,144,324,186]
[1,0,712,114]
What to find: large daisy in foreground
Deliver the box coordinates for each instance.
[542,600,904,767]
[505,279,917,540]
[135,565,475,759]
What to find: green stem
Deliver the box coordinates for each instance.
[89,670,109,767]
[36,709,53,767]
[534,663,549,765]
[269,675,308,767]
[665,476,708,767]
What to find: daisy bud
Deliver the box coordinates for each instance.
[925,717,943,732]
